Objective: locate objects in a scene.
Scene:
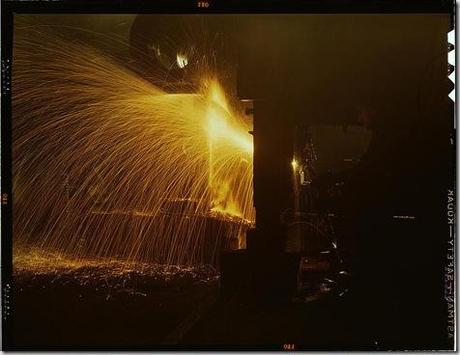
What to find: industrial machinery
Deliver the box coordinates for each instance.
[125,16,450,316]
[221,14,450,311]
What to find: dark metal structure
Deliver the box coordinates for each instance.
[220,14,453,348]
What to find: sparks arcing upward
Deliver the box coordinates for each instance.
[12,22,254,266]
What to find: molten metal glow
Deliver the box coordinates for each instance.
[14,247,219,285]
[291,158,299,171]
[13,23,254,266]
[176,53,188,69]
[206,82,253,154]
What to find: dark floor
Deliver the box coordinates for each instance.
[11,273,359,350]
[10,263,453,351]
[11,265,218,350]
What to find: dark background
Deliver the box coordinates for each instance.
[2,2,455,350]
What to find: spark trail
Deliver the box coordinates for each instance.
[12,23,254,266]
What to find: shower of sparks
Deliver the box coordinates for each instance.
[13,23,254,267]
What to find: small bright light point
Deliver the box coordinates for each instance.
[291,158,298,171]
[176,53,188,69]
